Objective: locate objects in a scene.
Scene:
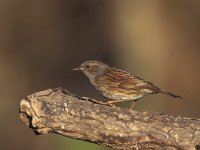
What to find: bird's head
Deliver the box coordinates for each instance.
[73,60,109,81]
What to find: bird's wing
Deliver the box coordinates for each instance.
[95,68,129,87]
[96,68,181,99]
[96,68,161,95]
[119,74,161,94]
[105,68,161,94]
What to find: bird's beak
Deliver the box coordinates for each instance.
[73,67,82,71]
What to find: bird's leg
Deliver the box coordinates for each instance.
[105,99,137,110]
[105,99,128,104]
[129,101,136,110]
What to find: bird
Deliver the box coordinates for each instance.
[73,60,182,109]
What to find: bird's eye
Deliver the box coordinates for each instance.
[85,65,90,69]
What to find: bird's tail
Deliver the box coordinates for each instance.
[160,89,182,99]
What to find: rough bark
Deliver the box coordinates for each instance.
[19,88,200,150]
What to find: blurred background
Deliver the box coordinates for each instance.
[0,0,200,150]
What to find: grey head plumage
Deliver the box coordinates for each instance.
[73,60,109,84]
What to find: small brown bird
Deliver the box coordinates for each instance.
[74,60,182,109]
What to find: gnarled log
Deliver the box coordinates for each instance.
[19,88,200,150]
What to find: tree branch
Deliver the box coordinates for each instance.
[19,88,200,150]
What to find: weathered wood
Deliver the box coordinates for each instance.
[19,88,200,150]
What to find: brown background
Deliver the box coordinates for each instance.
[0,0,200,150]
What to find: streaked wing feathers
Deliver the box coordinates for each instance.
[96,68,161,95]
